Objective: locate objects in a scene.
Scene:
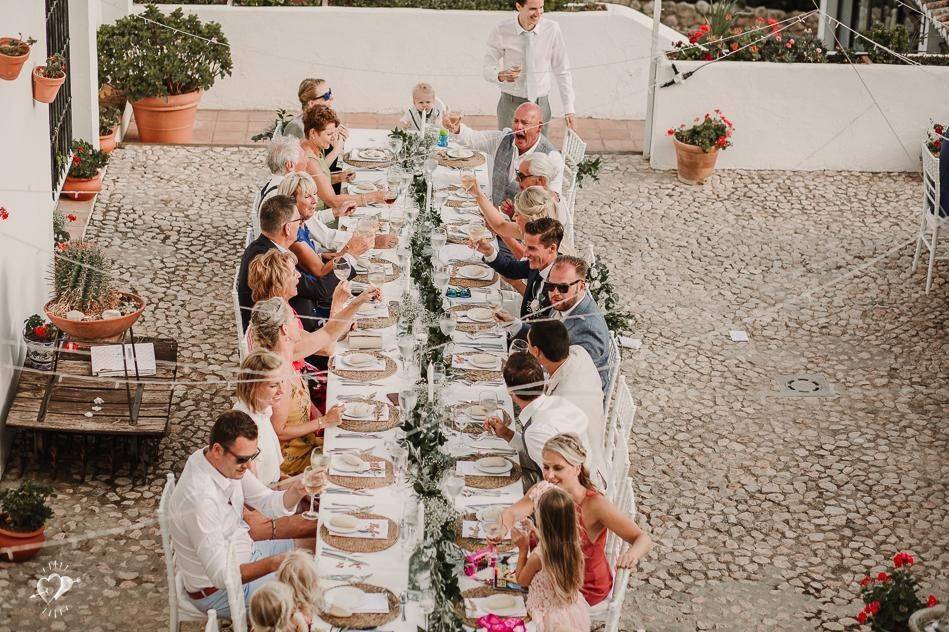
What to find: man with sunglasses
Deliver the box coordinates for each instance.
[546,254,612,392]
[169,411,321,619]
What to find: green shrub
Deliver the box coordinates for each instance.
[0,482,55,533]
[97,4,233,102]
[58,139,109,180]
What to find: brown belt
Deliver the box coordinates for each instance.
[187,586,219,600]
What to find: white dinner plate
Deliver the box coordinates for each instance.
[350,181,378,194]
[466,307,495,323]
[468,353,499,369]
[475,456,512,474]
[466,404,490,421]
[447,147,475,160]
[355,148,388,162]
[344,402,374,419]
[457,265,491,281]
[327,514,360,534]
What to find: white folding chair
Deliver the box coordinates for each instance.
[250,187,262,238]
[911,140,946,293]
[160,473,221,632]
[225,541,247,632]
[204,610,220,632]
[562,128,588,170]
[604,378,636,504]
[232,264,248,361]
[592,478,635,632]
[601,336,623,452]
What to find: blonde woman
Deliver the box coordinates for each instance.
[277,550,323,628]
[234,350,287,488]
[498,433,652,607]
[248,582,307,632]
[516,487,591,632]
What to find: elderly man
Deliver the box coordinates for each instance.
[526,319,606,485]
[445,102,563,206]
[483,0,576,132]
[483,352,592,484]
[546,254,612,391]
[169,411,321,619]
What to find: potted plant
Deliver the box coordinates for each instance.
[32,53,66,103]
[855,552,941,631]
[667,110,734,185]
[97,5,232,143]
[0,481,55,563]
[99,105,121,153]
[53,210,76,246]
[44,241,146,340]
[58,139,109,201]
[22,315,58,371]
[0,34,36,81]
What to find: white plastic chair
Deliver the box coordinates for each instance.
[232,263,248,362]
[250,187,262,238]
[204,610,220,632]
[225,540,247,632]
[604,378,636,504]
[562,127,588,170]
[159,473,220,632]
[911,140,946,293]
[601,335,623,451]
[591,478,635,632]
[560,128,587,248]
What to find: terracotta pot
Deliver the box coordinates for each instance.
[61,170,103,201]
[0,38,31,81]
[99,126,119,154]
[673,138,720,185]
[98,83,126,110]
[45,293,146,341]
[131,90,203,143]
[32,67,65,103]
[0,524,45,563]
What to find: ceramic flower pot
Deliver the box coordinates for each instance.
[32,67,65,103]
[0,38,31,81]
[131,90,203,143]
[99,126,119,154]
[673,138,720,185]
[44,292,146,341]
[23,333,55,371]
[0,524,45,563]
[61,170,103,201]
[909,604,945,632]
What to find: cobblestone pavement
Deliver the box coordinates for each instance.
[0,147,945,631]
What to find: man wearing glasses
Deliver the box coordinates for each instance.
[545,254,612,392]
[169,411,322,619]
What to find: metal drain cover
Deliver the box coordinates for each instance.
[776,373,835,397]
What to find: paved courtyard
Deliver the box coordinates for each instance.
[0,145,945,631]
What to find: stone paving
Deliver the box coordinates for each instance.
[0,145,946,631]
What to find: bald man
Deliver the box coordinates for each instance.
[445,102,564,207]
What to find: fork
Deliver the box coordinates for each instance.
[400,592,407,621]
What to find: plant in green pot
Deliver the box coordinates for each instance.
[97,5,233,143]
[44,241,146,340]
[0,33,36,81]
[0,481,55,562]
[58,139,109,201]
[32,53,67,103]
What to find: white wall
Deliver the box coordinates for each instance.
[126,2,680,119]
[649,58,949,172]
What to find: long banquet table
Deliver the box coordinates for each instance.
[311,129,531,631]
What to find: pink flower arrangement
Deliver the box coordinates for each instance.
[477,614,526,632]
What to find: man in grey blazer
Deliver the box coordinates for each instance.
[545,254,613,392]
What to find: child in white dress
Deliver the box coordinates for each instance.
[398,82,447,133]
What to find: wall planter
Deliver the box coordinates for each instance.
[0,35,35,81]
[22,315,57,371]
[61,170,103,201]
[130,90,203,143]
[58,139,109,200]
[32,56,67,104]
[99,105,122,153]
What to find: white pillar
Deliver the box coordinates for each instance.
[69,0,100,146]
[642,0,663,160]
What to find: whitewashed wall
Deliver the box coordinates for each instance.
[126,2,680,119]
[649,58,949,172]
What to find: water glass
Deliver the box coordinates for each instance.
[423,157,438,177]
[510,338,529,354]
[399,385,418,413]
[430,227,448,250]
[434,189,449,209]
[356,217,376,241]
[334,258,351,282]
[460,169,477,193]
[438,312,456,336]
[442,473,464,504]
[397,337,415,361]
[433,266,450,292]
[388,137,403,160]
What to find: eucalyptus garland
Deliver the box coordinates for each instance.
[587,257,637,335]
[388,128,438,174]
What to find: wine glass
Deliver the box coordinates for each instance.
[334,258,351,282]
[434,189,449,210]
[423,157,438,178]
[356,217,376,242]
[400,173,414,213]
[430,227,448,250]
[383,186,399,206]
[510,339,528,354]
[486,289,502,311]
[481,517,505,545]
[433,267,450,293]
[399,385,418,414]
[441,473,465,505]
[460,169,477,194]
[301,466,323,521]
[389,210,405,234]
[419,590,435,621]
[388,136,403,160]
[439,312,456,336]
[397,336,415,362]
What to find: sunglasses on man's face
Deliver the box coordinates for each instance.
[224,445,261,465]
[544,279,582,294]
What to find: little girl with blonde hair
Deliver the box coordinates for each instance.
[248,582,307,632]
[277,550,323,628]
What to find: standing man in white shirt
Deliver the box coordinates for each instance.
[483,0,577,132]
[483,352,593,484]
[168,411,321,619]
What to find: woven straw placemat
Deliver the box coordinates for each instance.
[446,198,480,209]
[330,351,397,381]
[457,586,531,627]
[448,304,498,333]
[352,258,402,284]
[354,300,399,330]
[318,582,400,629]
[338,398,401,432]
[448,401,512,436]
[343,151,393,170]
[328,454,394,490]
[320,511,399,553]
[450,264,498,289]
[436,149,486,169]
[454,351,504,382]
[455,512,516,553]
[456,455,521,490]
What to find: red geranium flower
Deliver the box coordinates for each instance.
[869,601,880,615]
[56,242,68,251]
[72,155,80,165]
[33,325,47,339]
[666,128,675,136]
[857,611,867,624]
[766,17,779,33]
[877,572,889,582]
[66,214,77,222]
[0,207,8,221]
[929,595,939,608]
[893,552,914,568]
[859,576,872,587]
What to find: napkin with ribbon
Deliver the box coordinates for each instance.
[466,596,527,619]
[329,458,388,478]
[452,353,502,371]
[456,460,513,478]
[325,517,391,540]
[348,331,383,350]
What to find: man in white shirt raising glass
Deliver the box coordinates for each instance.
[483,0,577,132]
[168,410,322,619]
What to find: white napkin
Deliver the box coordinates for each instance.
[452,330,506,348]
[460,520,512,539]
[354,592,391,614]
[457,459,513,477]
[342,404,390,422]
[348,332,383,350]
[452,353,502,371]
[465,595,527,618]
[336,355,386,372]
[325,518,390,540]
[356,302,389,319]
[330,459,388,478]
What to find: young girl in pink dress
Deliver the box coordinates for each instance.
[515,486,591,632]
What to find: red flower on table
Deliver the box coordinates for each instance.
[0,207,8,221]
[66,214,77,222]
[929,595,939,608]
[877,572,889,582]
[868,601,880,615]
[857,611,868,624]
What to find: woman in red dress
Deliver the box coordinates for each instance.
[498,433,652,606]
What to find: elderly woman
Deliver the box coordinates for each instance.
[496,433,652,609]
[302,105,387,211]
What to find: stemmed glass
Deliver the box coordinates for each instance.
[301,463,326,521]
[439,312,456,336]
[423,157,438,178]
[399,385,418,414]
[390,441,409,490]
[433,265,451,294]
[479,391,500,418]
[400,173,414,214]
[441,473,464,506]
[430,227,448,250]
[388,136,403,162]
[397,337,416,364]
[334,258,351,282]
